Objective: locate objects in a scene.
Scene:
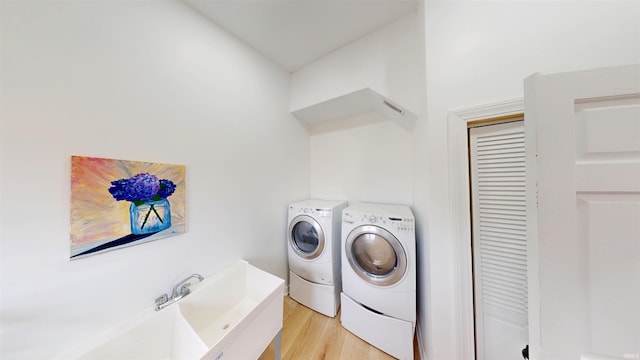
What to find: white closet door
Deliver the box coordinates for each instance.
[470,120,528,360]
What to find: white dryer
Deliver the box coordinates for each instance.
[288,199,347,317]
[340,203,416,360]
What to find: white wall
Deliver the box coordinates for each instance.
[309,118,415,204]
[417,1,640,359]
[0,1,308,358]
[292,12,424,205]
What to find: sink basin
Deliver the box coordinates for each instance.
[78,306,207,360]
[180,260,285,360]
[66,260,285,360]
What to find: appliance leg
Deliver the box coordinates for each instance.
[274,329,282,360]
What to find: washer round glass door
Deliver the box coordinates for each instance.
[345,225,407,286]
[289,215,325,260]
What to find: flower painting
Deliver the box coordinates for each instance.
[70,156,185,259]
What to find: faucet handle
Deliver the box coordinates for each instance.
[155,294,169,305]
[178,283,192,296]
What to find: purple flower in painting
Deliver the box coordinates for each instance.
[108,179,128,201]
[108,173,176,204]
[157,179,176,199]
[124,173,159,201]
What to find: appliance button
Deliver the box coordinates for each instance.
[369,216,377,223]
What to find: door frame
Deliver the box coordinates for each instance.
[447,98,524,359]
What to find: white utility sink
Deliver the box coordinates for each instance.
[68,260,285,360]
[77,306,207,360]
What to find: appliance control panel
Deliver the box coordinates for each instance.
[343,211,415,232]
[290,206,332,219]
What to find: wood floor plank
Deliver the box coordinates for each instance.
[310,310,345,359]
[284,308,328,359]
[368,345,398,360]
[339,328,374,359]
[280,299,313,357]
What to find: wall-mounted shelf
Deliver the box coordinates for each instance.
[291,88,417,134]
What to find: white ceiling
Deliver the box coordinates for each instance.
[184,0,419,72]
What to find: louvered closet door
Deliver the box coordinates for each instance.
[470,120,528,360]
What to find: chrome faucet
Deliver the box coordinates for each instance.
[155,273,204,311]
[171,274,204,300]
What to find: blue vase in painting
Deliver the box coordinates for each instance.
[129,198,171,235]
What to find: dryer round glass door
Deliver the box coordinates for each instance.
[289,215,325,260]
[345,225,407,286]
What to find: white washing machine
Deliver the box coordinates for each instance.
[288,199,347,317]
[340,203,416,360]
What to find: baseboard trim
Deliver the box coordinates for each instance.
[415,320,427,360]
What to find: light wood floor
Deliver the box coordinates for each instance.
[258,296,420,360]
